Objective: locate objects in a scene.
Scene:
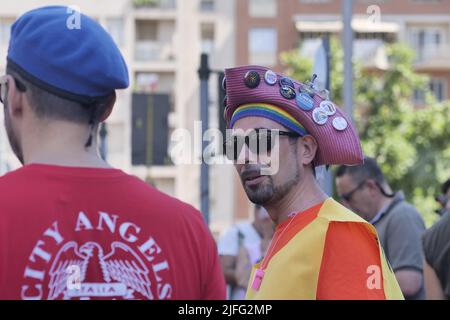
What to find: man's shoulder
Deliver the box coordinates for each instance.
[387,199,424,225]
[317,198,380,248]
[318,197,370,224]
[0,166,204,223]
[0,166,28,182]
[0,166,30,193]
[124,175,205,223]
[423,210,450,245]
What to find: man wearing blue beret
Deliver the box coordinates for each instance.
[0,6,225,300]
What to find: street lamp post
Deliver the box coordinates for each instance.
[198,53,211,225]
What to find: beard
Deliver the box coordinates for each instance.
[241,164,300,206]
[4,101,24,164]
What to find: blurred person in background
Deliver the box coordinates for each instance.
[422,178,450,299]
[218,205,274,299]
[336,158,426,299]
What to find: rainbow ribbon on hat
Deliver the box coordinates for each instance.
[229,103,308,136]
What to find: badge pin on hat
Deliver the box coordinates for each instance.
[312,107,328,125]
[244,70,261,88]
[319,100,337,116]
[332,116,348,131]
[279,76,295,89]
[296,92,314,111]
[264,70,278,86]
[280,85,296,99]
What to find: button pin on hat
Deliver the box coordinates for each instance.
[264,70,277,85]
[320,100,337,116]
[279,77,295,89]
[332,116,348,131]
[244,71,261,88]
[280,85,296,100]
[296,92,314,111]
[312,107,328,125]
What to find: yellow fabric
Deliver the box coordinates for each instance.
[245,197,404,300]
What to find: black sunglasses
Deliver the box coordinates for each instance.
[0,76,27,104]
[223,128,300,161]
[340,180,367,202]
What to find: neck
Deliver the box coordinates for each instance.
[372,195,394,220]
[21,120,110,168]
[265,176,328,225]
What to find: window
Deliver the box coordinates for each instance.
[355,32,396,43]
[200,23,215,55]
[409,27,445,61]
[413,78,447,103]
[135,20,175,61]
[106,18,124,47]
[136,72,160,93]
[249,0,277,18]
[430,78,446,102]
[200,0,215,12]
[249,28,277,66]
[136,20,158,41]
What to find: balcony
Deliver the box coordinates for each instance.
[133,0,176,9]
[414,44,450,71]
[133,0,177,20]
[135,41,175,61]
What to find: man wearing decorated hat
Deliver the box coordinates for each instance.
[0,6,225,300]
[223,65,404,299]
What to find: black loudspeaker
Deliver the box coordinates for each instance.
[131,93,170,166]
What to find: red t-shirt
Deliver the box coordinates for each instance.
[0,164,226,300]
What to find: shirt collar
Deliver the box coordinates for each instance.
[369,205,387,224]
[369,191,405,225]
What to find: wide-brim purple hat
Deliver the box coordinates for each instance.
[223,65,363,166]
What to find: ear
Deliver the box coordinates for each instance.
[365,179,378,193]
[99,91,116,122]
[5,75,24,118]
[298,135,318,166]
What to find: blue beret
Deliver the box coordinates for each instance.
[7,6,129,104]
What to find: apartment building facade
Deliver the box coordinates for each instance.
[236,0,450,101]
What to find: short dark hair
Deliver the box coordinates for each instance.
[336,157,387,185]
[442,178,450,195]
[6,65,112,125]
